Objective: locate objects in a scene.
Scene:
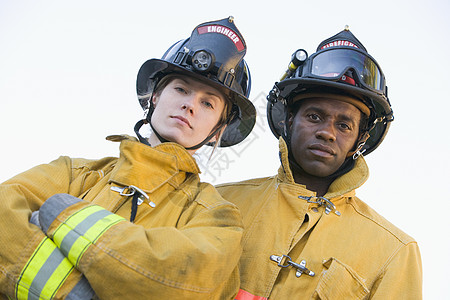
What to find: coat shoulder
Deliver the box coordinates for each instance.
[70,156,118,172]
[195,181,240,209]
[348,196,416,245]
[216,176,275,191]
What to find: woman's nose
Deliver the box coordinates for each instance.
[181,94,198,114]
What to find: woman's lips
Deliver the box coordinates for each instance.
[171,115,192,128]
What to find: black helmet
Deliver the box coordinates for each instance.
[267,27,394,157]
[136,16,256,148]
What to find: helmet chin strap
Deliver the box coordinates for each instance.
[347,131,370,160]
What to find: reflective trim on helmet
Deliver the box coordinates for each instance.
[303,48,385,94]
[16,237,73,300]
[53,205,125,267]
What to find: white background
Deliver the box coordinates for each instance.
[1,1,449,298]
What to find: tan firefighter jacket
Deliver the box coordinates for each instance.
[217,138,422,299]
[0,136,242,299]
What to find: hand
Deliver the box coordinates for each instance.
[29,210,42,229]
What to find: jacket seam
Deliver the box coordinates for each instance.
[216,177,273,188]
[371,240,418,292]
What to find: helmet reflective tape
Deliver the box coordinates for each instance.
[304,48,385,93]
[16,237,74,299]
[52,205,125,267]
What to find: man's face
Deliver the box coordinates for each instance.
[289,98,361,177]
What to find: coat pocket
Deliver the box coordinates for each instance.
[313,257,369,300]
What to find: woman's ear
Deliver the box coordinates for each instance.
[210,124,227,145]
[208,136,217,144]
[151,93,158,107]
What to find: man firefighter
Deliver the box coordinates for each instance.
[217,27,422,299]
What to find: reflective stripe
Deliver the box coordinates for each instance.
[16,237,73,300]
[235,289,267,300]
[53,205,125,267]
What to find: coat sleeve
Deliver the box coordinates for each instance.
[39,189,243,300]
[0,156,96,299]
[369,242,423,299]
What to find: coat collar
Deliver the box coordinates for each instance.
[277,137,369,199]
[106,135,200,194]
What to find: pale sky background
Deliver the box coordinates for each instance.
[1,0,449,298]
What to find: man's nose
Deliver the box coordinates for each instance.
[316,121,336,142]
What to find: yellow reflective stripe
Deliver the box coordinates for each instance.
[53,205,125,267]
[65,205,105,227]
[53,223,91,267]
[16,237,73,300]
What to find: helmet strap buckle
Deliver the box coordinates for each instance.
[352,143,367,160]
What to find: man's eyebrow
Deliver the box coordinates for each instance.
[337,113,358,124]
[304,106,358,124]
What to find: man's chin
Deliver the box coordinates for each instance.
[302,164,340,178]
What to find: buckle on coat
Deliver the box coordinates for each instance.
[298,195,341,216]
[111,185,155,207]
[270,254,315,277]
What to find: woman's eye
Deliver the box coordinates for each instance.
[175,87,187,93]
[203,101,214,109]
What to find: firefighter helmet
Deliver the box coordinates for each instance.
[137,16,255,148]
[267,27,394,156]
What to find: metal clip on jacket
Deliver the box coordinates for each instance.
[298,195,341,216]
[270,254,315,277]
[111,185,156,208]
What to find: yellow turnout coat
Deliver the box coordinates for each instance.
[0,136,242,299]
[217,138,422,299]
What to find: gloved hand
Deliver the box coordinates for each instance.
[39,193,84,235]
[29,210,41,229]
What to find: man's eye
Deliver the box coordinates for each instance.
[338,123,351,130]
[307,114,320,121]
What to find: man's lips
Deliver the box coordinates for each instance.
[171,115,192,128]
[308,143,336,156]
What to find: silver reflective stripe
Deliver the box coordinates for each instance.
[58,209,112,257]
[52,205,125,267]
[16,237,73,300]
[29,248,66,296]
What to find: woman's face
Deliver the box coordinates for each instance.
[149,76,226,153]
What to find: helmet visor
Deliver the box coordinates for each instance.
[307,48,385,93]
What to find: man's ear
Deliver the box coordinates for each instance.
[288,112,294,129]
